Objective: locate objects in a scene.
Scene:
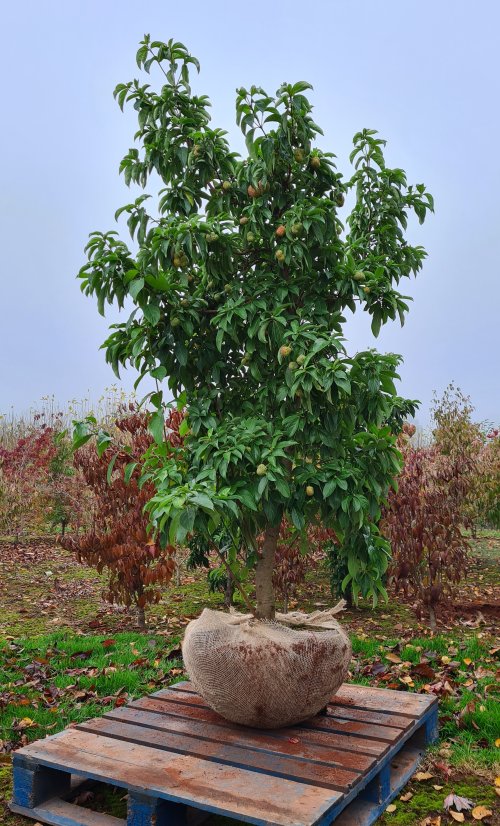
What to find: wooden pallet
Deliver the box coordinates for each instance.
[10,681,438,826]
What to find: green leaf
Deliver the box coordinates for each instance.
[190,492,215,512]
[178,418,190,437]
[275,478,291,498]
[96,431,113,458]
[151,365,167,380]
[106,453,118,485]
[129,278,145,300]
[148,412,164,444]
[323,479,337,498]
[371,314,381,338]
[124,461,138,484]
[290,508,305,531]
[144,303,161,326]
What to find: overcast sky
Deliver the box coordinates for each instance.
[1,0,499,426]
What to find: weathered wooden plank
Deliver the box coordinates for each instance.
[156,687,411,731]
[16,729,340,826]
[169,682,434,718]
[76,717,359,791]
[333,685,435,717]
[9,796,124,826]
[105,706,376,772]
[130,696,388,757]
[149,691,402,742]
[168,683,196,693]
[10,792,208,826]
[304,714,403,744]
[151,690,206,708]
[325,705,410,730]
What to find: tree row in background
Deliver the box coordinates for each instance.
[0,384,498,627]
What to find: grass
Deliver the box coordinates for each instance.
[378,779,498,825]
[0,530,499,825]
[0,632,184,746]
[352,634,500,770]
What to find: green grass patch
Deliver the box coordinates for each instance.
[0,632,182,746]
[378,778,498,825]
[351,633,500,771]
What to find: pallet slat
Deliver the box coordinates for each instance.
[104,706,376,771]
[333,684,432,715]
[170,681,432,716]
[150,690,402,744]
[10,797,124,826]
[158,689,408,742]
[168,684,413,729]
[76,717,359,791]
[10,682,438,826]
[131,696,389,757]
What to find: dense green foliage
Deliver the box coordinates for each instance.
[79,37,433,611]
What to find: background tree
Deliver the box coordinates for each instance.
[0,413,88,540]
[0,421,64,539]
[79,37,433,618]
[63,407,180,628]
[272,522,336,613]
[477,428,500,528]
[431,383,483,530]
[382,424,471,628]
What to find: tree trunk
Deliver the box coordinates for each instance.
[254,524,279,619]
[137,605,146,630]
[224,571,235,608]
[428,604,437,631]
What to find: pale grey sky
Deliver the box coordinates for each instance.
[1,0,499,425]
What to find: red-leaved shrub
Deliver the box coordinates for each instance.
[62,406,183,627]
[382,425,471,627]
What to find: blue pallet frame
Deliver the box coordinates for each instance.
[10,700,439,826]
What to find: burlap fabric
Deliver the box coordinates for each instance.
[182,608,351,729]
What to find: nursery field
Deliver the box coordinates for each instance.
[0,531,499,826]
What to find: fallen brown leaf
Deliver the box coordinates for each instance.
[414,771,434,781]
[471,806,492,821]
[412,663,437,680]
[449,812,465,823]
[400,791,413,801]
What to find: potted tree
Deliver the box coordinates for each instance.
[79,37,432,727]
